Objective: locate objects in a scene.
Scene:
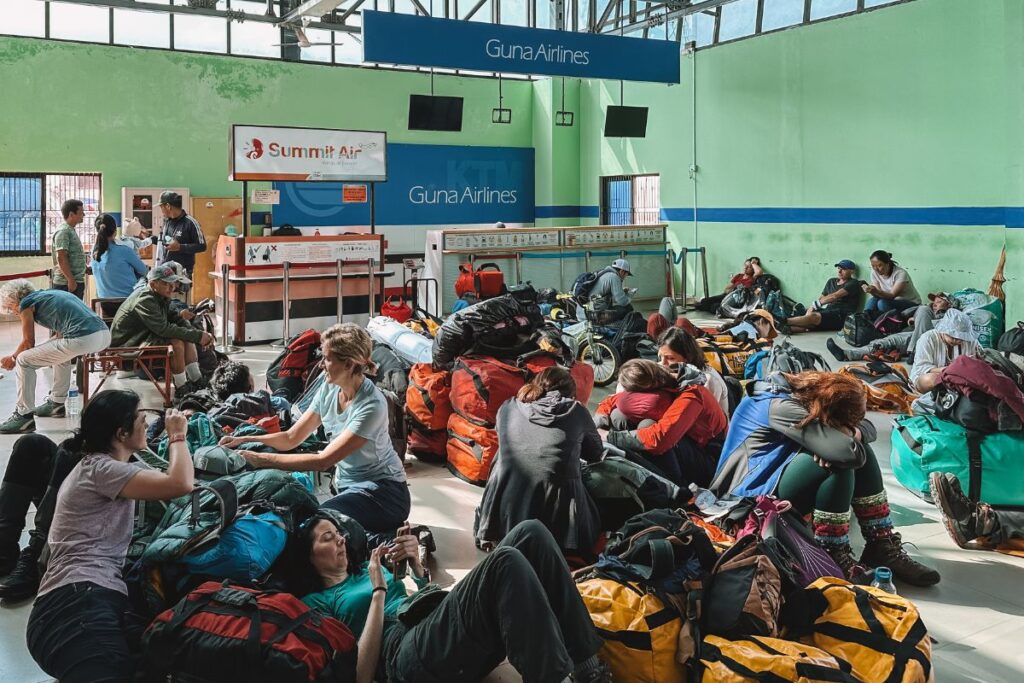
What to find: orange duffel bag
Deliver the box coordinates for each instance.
[406,363,452,431]
[447,413,500,485]
[450,356,527,427]
[406,420,447,464]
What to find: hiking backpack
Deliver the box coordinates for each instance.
[838,361,919,415]
[266,330,323,402]
[571,269,605,304]
[756,339,831,378]
[580,455,686,532]
[455,262,506,299]
[446,412,500,485]
[843,312,883,347]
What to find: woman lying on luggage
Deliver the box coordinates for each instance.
[289,510,611,683]
[27,390,194,683]
[595,358,727,489]
[709,371,940,587]
[219,323,409,538]
[475,367,603,558]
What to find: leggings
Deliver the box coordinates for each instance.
[775,445,885,515]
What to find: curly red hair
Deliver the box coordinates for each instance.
[783,371,866,431]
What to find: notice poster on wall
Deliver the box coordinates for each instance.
[245,239,381,265]
[231,125,387,182]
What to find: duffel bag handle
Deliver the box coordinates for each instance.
[477,262,502,272]
[188,478,239,533]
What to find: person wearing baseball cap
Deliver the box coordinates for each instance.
[110,263,214,395]
[727,308,779,341]
[156,190,206,279]
[784,260,863,334]
[581,258,642,330]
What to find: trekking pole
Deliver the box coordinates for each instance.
[367,258,376,319]
[336,258,345,324]
[216,263,240,354]
[272,261,291,349]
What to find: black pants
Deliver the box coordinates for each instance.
[1,434,79,546]
[385,520,603,683]
[51,282,85,300]
[27,582,134,683]
[992,509,1024,544]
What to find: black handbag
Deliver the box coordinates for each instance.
[843,312,882,347]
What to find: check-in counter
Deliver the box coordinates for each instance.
[213,234,389,345]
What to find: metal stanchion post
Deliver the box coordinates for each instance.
[336,258,345,324]
[584,250,592,273]
[515,252,523,284]
[366,259,376,319]
[271,261,292,349]
[216,264,240,354]
[667,249,677,302]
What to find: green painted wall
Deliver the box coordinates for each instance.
[575,0,1024,321]
[0,37,535,215]
[532,77,581,226]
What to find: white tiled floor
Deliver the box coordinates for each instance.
[0,322,1021,682]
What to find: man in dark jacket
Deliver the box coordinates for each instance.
[156,191,206,277]
[110,263,213,394]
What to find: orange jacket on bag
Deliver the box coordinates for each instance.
[406,363,452,431]
[446,412,499,485]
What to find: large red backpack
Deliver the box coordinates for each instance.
[140,581,357,683]
[447,412,500,485]
[450,356,528,427]
[266,330,323,402]
[455,262,506,299]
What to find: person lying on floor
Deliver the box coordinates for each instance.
[931,472,1024,550]
[0,279,111,433]
[288,511,611,683]
[475,367,603,559]
[784,260,863,333]
[709,371,940,587]
[694,256,763,313]
[721,308,780,343]
[909,308,981,414]
[595,358,727,489]
[218,323,409,539]
[826,291,960,363]
[27,391,194,683]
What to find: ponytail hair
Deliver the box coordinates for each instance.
[93,214,118,262]
[67,390,141,454]
[869,250,895,266]
[517,366,576,403]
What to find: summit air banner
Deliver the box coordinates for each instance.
[362,11,680,84]
[230,125,388,182]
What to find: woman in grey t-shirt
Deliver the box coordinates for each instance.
[863,250,921,315]
[26,391,194,683]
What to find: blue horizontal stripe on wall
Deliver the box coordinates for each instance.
[657,206,1024,227]
[534,205,591,219]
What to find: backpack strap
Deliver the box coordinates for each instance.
[188,478,239,533]
[966,431,984,502]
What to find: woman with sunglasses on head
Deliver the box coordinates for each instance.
[219,323,409,539]
[26,391,193,683]
[289,510,610,683]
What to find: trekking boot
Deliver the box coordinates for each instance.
[821,541,870,582]
[860,532,941,587]
[0,412,34,434]
[0,536,43,601]
[32,399,66,418]
[825,338,850,362]
[571,656,613,683]
[0,482,35,577]
[930,472,998,548]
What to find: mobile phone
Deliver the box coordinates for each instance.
[393,524,409,579]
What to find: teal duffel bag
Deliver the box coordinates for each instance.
[891,415,1024,506]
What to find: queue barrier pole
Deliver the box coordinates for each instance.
[216,263,241,354]
[336,258,345,324]
[271,261,292,349]
[367,259,376,318]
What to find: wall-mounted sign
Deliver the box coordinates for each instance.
[443,229,560,251]
[567,225,666,246]
[343,185,368,203]
[251,189,281,205]
[230,125,387,182]
[362,11,680,84]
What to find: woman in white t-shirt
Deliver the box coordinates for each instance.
[863,250,921,315]
[220,323,410,536]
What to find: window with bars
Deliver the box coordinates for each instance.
[0,173,101,256]
[600,174,660,226]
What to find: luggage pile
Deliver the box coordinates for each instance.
[698,336,774,378]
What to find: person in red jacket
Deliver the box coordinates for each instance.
[595,359,727,488]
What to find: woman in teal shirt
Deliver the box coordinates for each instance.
[91,215,148,314]
[289,511,610,683]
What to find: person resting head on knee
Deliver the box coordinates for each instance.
[909,309,981,413]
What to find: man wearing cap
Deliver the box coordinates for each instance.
[110,263,214,394]
[156,191,206,278]
[584,258,638,325]
[827,291,959,363]
[909,308,981,414]
[725,308,779,341]
[784,260,863,333]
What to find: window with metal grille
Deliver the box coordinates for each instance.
[600,174,661,225]
[0,173,101,256]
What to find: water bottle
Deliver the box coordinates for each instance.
[65,388,82,428]
[870,566,897,594]
[689,483,718,510]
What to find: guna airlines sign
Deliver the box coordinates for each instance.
[230,125,388,182]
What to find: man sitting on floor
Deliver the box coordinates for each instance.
[909,308,980,414]
[784,260,863,333]
[826,291,960,363]
[109,263,213,395]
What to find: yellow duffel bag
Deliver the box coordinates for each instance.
[576,578,685,683]
[801,577,933,683]
[700,635,858,682]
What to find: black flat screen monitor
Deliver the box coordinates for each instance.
[409,94,464,132]
[604,105,649,138]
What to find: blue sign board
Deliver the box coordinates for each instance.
[273,143,535,226]
[362,11,680,84]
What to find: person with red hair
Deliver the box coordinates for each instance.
[710,371,939,587]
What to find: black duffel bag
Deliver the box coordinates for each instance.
[432,294,543,369]
[999,321,1024,355]
[843,312,883,347]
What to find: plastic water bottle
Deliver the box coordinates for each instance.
[65,388,82,428]
[689,483,718,510]
[870,566,897,594]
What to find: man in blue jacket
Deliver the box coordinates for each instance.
[156,191,206,278]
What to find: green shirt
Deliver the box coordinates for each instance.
[302,562,429,638]
[51,223,86,286]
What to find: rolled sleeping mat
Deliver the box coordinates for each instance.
[367,316,433,366]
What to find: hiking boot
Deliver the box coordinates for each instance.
[571,658,613,683]
[826,338,849,362]
[930,471,998,548]
[0,539,42,602]
[0,412,34,434]
[821,541,870,582]
[32,399,65,418]
[860,532,941,587]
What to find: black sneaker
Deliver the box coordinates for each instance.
[0,545,40,602]
[930,471,997,548]
[826,338,848,362]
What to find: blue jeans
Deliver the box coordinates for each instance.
[864,296,918,315]
[321,477,411,535]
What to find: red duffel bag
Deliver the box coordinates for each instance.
[406,363,452,431]
[447,413,500,486]
[450,356,527,427]
[455,263,506,299]
[406,420,447,464]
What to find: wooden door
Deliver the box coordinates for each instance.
[190,197,244,303]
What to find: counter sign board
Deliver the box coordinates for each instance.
[230,125,387,182]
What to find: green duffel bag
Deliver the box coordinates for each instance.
[890,415,1024,506]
